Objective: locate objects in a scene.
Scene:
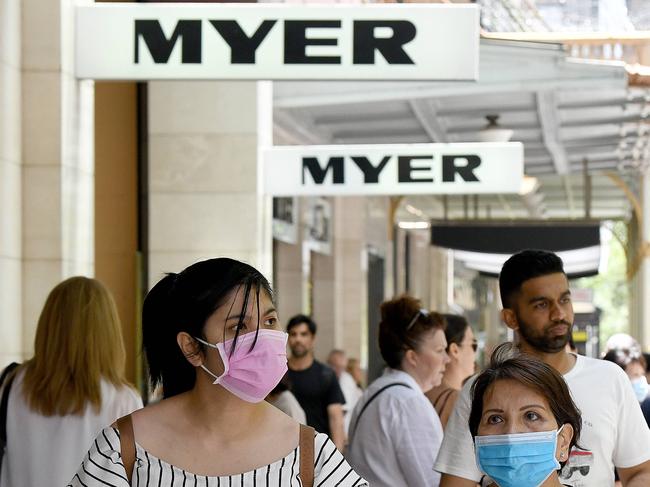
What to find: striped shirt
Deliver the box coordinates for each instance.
[67,427,367,487]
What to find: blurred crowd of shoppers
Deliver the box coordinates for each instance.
[1,249,650,487]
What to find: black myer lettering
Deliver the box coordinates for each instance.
[303,157,344,184]
[134,20,201,64]
[353,21,415,65]
[134,19,419,66]
[398,155,434,183]
[210,20,277,64]
[302,154,482,185]
[442,155,481,182]
[351,156,391,183]
[284,20,341,64]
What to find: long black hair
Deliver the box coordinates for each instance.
[143,258,274,398]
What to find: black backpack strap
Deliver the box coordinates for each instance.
[348,382,411,440]
[0,363,20,456]
[0,363,19,390]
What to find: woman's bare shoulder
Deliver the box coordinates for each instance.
[130,394,190,437]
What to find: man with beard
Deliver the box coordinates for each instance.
[435,249,650,487]
[286,314,346,451]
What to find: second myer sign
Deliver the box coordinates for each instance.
[264,143,524,196]
[75,4,479,80]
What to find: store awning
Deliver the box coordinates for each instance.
[430,221,601,278]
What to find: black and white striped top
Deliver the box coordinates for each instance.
[67,427,367,487]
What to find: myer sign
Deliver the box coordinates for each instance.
[75,4,479,80]
[263,143,524,196]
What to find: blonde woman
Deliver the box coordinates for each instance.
[0,277,142,487]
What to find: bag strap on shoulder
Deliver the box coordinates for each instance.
[299,423,315,487]
[115,414,136,484]
[434,387,454,413]
[0,362,20,446]
[0,363,19,389]
[348,382,411,440]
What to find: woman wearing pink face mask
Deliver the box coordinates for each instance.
[69,258,367,487]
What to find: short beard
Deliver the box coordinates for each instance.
[290,346,309,358]
[517,315,573,353]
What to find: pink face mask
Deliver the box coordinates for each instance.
[195,329,288,403]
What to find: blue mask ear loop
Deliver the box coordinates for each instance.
[194,336,230,384]
[538,424,567,487]
[555,424,568,466]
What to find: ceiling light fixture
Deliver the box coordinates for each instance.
[398,221,430,230]
[478,114,514,143]
[519,175,539,196]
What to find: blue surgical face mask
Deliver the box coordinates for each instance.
[632,376,649,402]
[475,426,564,487]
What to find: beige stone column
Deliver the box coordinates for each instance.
[406,229,429,304]
[20,0,95,356]
[311,197,366,362]
[274,239,305,325]
[147,81,272,288]
[0,0,22,364]
[428,245,451,313]
[629,175,650,351]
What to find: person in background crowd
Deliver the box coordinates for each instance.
[327,349,362,435]
[469,343,581,487]
[604,333,641,355]
[347,358,365,388]
[287,314,346,450]
[0,277,142,487]
[69,258,366,486]
[603,348,650,427]
[426,314,477,428]
[436,249,650,487]
[266,373,307,424]
[642,352,650,385]
[347,295,450,487]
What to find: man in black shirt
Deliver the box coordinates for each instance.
[286,314,346,450]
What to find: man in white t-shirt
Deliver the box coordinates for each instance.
[435,249,650,487]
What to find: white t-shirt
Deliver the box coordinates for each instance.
[339,371,362,434]
[1,368,143,487]
[347,368,444,487]
[435,353,650,487]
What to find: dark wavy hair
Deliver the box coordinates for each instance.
[143,258,274,398]
[469,343,581,464]
[378,295,445,369]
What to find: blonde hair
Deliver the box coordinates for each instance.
[22,276,130,416]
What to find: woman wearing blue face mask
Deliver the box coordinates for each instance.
[468,343,582,487]
[68,258,366,487]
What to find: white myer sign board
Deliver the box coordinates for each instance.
[75,4,479,80]
[263,143,524,196]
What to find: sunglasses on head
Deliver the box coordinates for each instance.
[406,308,429,330]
